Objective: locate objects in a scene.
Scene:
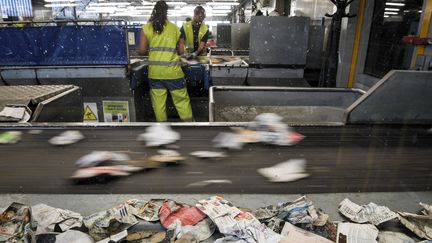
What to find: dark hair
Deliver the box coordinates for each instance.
[194,6,205,16]
[185,17,192,21]
[150,1,168,33]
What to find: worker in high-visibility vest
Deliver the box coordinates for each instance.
[180,6,209,58]
[138,1,193,122]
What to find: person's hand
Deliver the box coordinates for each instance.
[191,52,198,59]
[185,53,193,60]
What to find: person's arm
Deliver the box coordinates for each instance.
[138,30,148,56]
[177,38,185,56]
[194,29,209,56]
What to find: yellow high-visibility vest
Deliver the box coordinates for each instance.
[182,20,208,54]
[143,21,184,80]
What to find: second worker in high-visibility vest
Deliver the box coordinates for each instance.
[138,0,194,122]
[180,6,210,59]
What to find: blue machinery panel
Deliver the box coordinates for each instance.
[0,25,128,66]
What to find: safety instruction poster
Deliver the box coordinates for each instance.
[102,101,129,123]
[83,102,99,122]
[128,32,136,45]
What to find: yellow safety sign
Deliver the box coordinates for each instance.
[83,103,99,122]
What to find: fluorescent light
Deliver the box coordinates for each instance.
[45,3,78,7]
[385,2,405,6]
[385,8,399,11]
[44,0,76,2]
[207,2,239,6]
[89,2,131,6]
[166,2,187,5]
[384,11,399,15]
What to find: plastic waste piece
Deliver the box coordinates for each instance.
[49,130,84,146]
[75,151,130,168]
[257,159,309,182]
[0,131,22,144]
[137,124,180,147]
[190,151,227,159]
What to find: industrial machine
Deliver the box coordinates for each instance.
[0,20,135,122]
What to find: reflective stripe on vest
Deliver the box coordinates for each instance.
[182,21,208,53]
[147,61,181,66]
[149,47,177,52]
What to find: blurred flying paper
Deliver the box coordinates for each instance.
[190,151,227,159]
[257,159,309,182]
[49,130,84,146]
[336,223,379,243]
[280,222,334,243]
[213,132,244,150]
[338,198,397,225]
[0,131,22,144]
[187,180,232,187]
[71,165,141,179]
[137,124,180,147]
[75,151,130,168]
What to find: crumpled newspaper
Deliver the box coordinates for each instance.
[137,124,180,147]
[257,159,309,182]
[83,203,138,242]
[196,196,281,243]
[338,198,397,225]
[125,199,164,222]
[377,231,415,243]
[170,218,216,242]
[0,105,31,122]
[32,204,83,235]
[252,196,329,234]
[158,200,206,229]
[337,222,379,243]
[0,202,36,243]
[420,202,432,216]
[55,230,94,243]
[398,211,432,240]
[280,222,334,243]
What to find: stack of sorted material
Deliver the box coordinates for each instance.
[1,197,429,243]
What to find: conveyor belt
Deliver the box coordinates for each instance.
[0,125,431,194]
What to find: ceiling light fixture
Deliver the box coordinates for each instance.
[385,2,405,6]
[45,3,78,7]
[88,2,131,6]
[385,8,399,11]
[384,11,399,15]
[206,2,239,6]
[166,1,187,5]
[44,0,76,2]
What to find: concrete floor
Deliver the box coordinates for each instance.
[1,192,431,220]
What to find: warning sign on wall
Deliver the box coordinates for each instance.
[102,101,129,123]
[128,32,136,45]
[83,103,99,122]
